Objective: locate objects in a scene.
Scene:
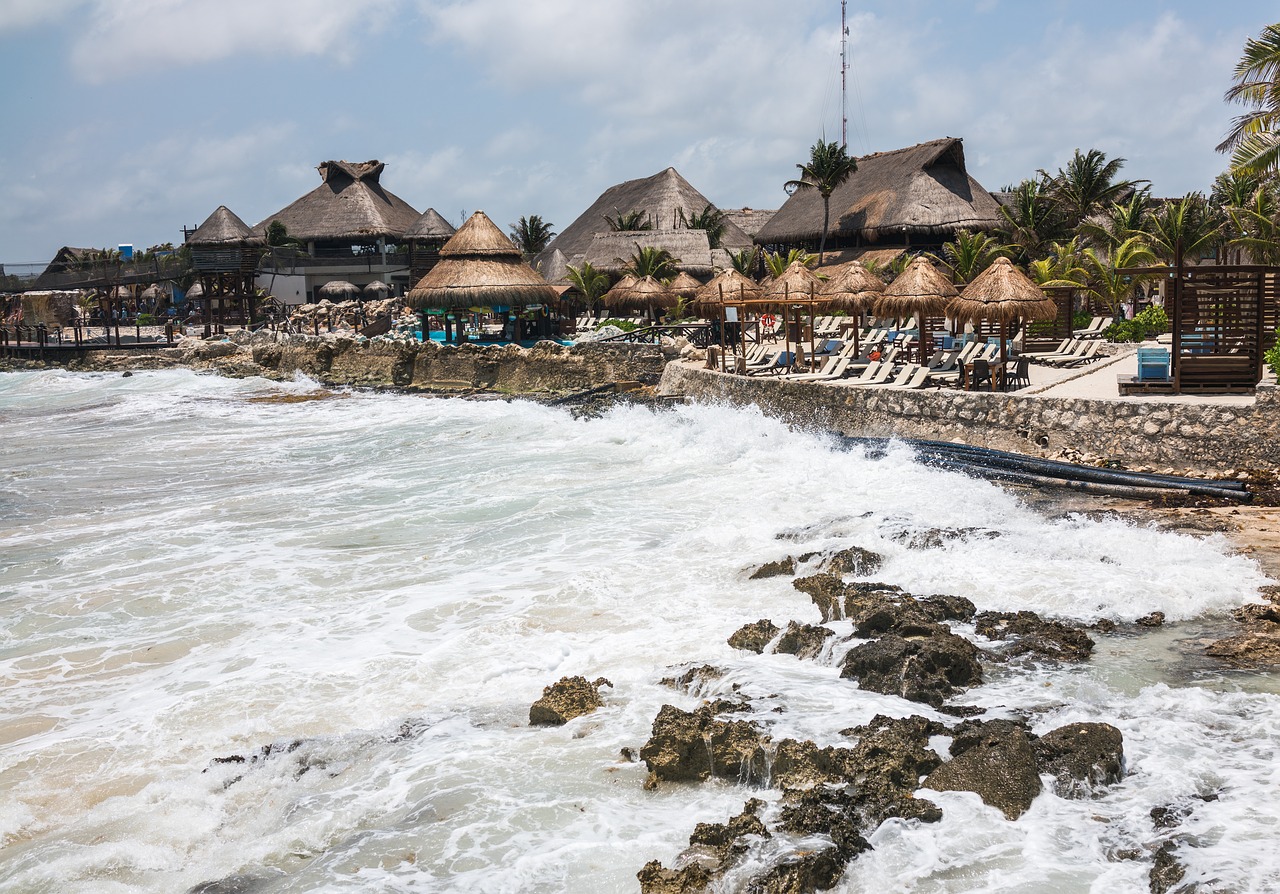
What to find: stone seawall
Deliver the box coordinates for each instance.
[660,362,1280,473]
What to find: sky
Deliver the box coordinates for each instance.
[0,0,1276,266]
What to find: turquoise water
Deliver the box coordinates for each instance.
[0,369,1276,893]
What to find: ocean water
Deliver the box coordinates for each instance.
[0,369,1277,893]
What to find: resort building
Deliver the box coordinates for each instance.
[755,138,1004,263]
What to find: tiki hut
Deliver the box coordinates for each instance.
[873,256,958,360]
[188,205,260,332]
[404,207,457,282]
[319,281,361,300]
[950,257,1057,382]
[362,280,392,297]
[534,167,754,274]
[692,268,762,315]
[603,275,673,313]
[406,210,556,316]
[668,271,703,299]
[756,138,1003,254]
[762,261,824,304]
[822,261,885,352]
[250,161,421,247]
[584,230,715,277]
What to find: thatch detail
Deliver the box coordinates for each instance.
[533,167,753,272]
[722,208,776,239]
[692,268,761,313]
[537,248,571,285]
[757,138,1003,246]
[762,262,824,302]
[140,284,167,301]
[363,280,392,296]
[872,256,957,318]
[319,280,360,299]
[440,210,523,258]
[250,160,421,243]
[185,283,204,299]
[404,207,456,240]
[604,274,674,311]
[668,271,703,298]
[582,229,714,276]
[189,206,256,246]
[949,257,1057,323]
[406,211,556,309]
[821,261,885,312]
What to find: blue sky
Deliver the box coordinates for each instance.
[0,0,1275,265]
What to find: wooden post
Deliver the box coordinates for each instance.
[1172,240,1183,393]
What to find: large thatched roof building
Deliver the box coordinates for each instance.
[407,211,557,310]
[756,138,1003,252]
[533,167,754,276]
[189,206,258,274]
[250,160,421,246]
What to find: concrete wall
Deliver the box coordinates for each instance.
[661,362,1280,473]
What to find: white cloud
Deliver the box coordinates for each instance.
[0,0,84,33]
[65,0,402,83]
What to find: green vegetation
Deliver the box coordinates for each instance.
[785,138,857,263]
[597,318,639,332]
[678,204,727,249]
[1104,306,1170,342]
[604,209,653,232]
[934,230,1009,284]
[1219,23,1280,178]
[622,246,679,280]
[1264,328,1280,377]
[509,215,556,255]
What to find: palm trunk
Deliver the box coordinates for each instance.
[819,195,830,266]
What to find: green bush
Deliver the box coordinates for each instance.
[598,318,639,332]
[1264,328,1280,378]
[136,313,156,326]
[1104,305,1169,343]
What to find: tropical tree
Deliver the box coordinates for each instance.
[933,229,1009,284]
[997,178,1069,261]
[565,262,610,317]
[604,209,653,231]
[1041,149,1146,229]
[1218,23,1280,179]
[1028,238,1089,288]
[622,246,679,280]
[763,248,817,279]
[679,204,728,249]
[1227,186,1280,264]
[509,215,556,255]
[728,247,759,277]
[784,138,858,264]
[1143,193,1222,263]
[1081,236,1159,315]
[1077,190,1153,249]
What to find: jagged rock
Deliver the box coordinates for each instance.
[661,664,725,693]
[1232,602,1280,625]
[884,525,999,550]
[637,860,714,894]
[729,620,780,654]
[185,877,275,894]
[975,611,1095,661]
[770,739,852,790]
[1091,618,1119,633]
[924,719,1042,820]
[1034,722,1125,797]
[793,573,847,622]
[743,848,847,894]
[639,705,768,785]
[917,594,978,622]
[773,622,834,659]
[1136,611,1166,628]
[528,676,612,726]
[689,799,771,861]
[821,546,883,577]
[1149,841,1186,894]
[638,801,769,894]
[841,632,983,708]
[1150,805,1187,830]
[749,557,796,580]
[852,600,949,640]
[1205,625,1280,667]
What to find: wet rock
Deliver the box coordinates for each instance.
[1091,618,1118,633]
[639,705,768,786]
[793,573,847,622]
[688,799,771,860]
[661,664,725,693]
[1232,602,1280,625]
[773,622,834,659]
[1034,722,1125,797]
[1205,625,1280,667]
[1150,805,1188,830]
[883,524,999,550]
[770,739,853,790]
[836,715,946,827]
[840,632,983,708]
[924,719,1043,820]
[917,594,977,623]
[1136,612,1166,628]
[820,546,883,577]
[185,876,276,894]
[728,620,781,654]
[742,847,847,894]
[528,675,612,726]
[1149,841,1186,894]
[975,611,1095,662]
[637,860,714,894]
[638,800,769,894]
[852,600,948,640]
[749,557,796,580]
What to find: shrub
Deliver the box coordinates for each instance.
[1265,329,1280,379]
[598,318,639,332]
[136,313,156,326]
[1104,305,1169,342]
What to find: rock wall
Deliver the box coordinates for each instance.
[660,362,1280,473]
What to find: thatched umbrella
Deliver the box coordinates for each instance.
[692,268,761,316]
[950,257,1057,387]
[406,211,557,327]
[186,283,204,299]
[604,275,673,313]
[763,261,826,368]
[668,271,703,300]
[822,261,885,355]
[363,280,391,297]
[873,256,958,361]
[319,280,360,300]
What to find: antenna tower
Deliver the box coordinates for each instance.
[840,0,848,148]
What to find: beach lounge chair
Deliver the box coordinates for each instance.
[835,360,884,385]
[781,354,842,380]
[1025,338,1081,362]
[843,361,895,387]
[788,356,854,382]
[1040,340,1093,366]
[880,364,932,389]
[1048,339,1103,367]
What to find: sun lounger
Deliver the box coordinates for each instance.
[1038,340,1092,366]
[1047,339,1103,367]
[788,356,854,382]
[1024,338,1078,361]
[883,364,933,389]
[843,361,896,387]
[781,354,842,380]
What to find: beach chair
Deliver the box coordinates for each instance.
[1050,339,1103,367]
[749,351,796,375]
[789,356,854,382]
[781,354,842,380]
[884,364,933,389]
[844,361,895,387]
[1023,338,1074,360]
[1041,340,1092,367]
[1026,338,1083,363]
[836,360,883,385]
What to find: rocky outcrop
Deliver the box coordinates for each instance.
[975,611,1095,662]
[924,719,1043,820]
[639,705,769,786]
[1207,589,1280,667]
[528,676,612,726]
[748,557,796,579]
[841,632,983,708]
[637,800,770,894]
[820,546,884,577]
[1033,722,1125,797]
[773,622,834,659]
[661,664,724,693]
[728,620,780,654]
[1149,841,1186,894]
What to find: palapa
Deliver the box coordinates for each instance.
[668,271,703,298]
[319,280,361,299]
[604,275,674,311]
[821,260,885,312]
[601,274,638,310]
[250,160,421,243]
[872,256,957,319]
[140,284,167,301]
[406,211,556,310]
[692,268,761,314]
[185,283,204,299]
[762,261,824,304]
[948,257,1057,323]
[362,280,392,296]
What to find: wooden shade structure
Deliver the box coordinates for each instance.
[761,262,828,370]
[668,271,703,299]
[692,268,761,316]
[319,280,361,300]
[603,275,674,312]
[822,260,886,355]
[873,256,958,361]
[950,257,1057,388]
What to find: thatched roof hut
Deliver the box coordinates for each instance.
[189,206,256,246]
[584,230,715,276]
[189,206,259,274]
[250,160,421,243]
[692,268,761,314]
[404,207,456,241]
[406,211,556,310]
[603,275,673,311]
[821,261,885,313]
[319,281,360,299]
[873,256,957,319]
[668,271,703,298]
[363,280,392,297]
[186,283,204,299]
[757,138,1003,249]
[533,167,753,273]
[536,248,572,285]
[949,257,1056,323]
[722,208,776,240]
[763,262,824,303]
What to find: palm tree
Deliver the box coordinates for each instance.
[1028,238,1089,288]
[1082,237,1158,316]
[728,247,759,277]
[1218,24,1280,178]
[679,204,728,249]
[763,249,816,279]
[1077,190,1153,249]
[997,178,1069,261]
[784,138,858,265]
[1041,149,1146,229]
[565,262,610,318]
[509,215,556,256]
[934,229,1009,284]
[622,246,679,280]
[1143,193,1223,264]
[1227,186,1280,264]
[604,209,653,232]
